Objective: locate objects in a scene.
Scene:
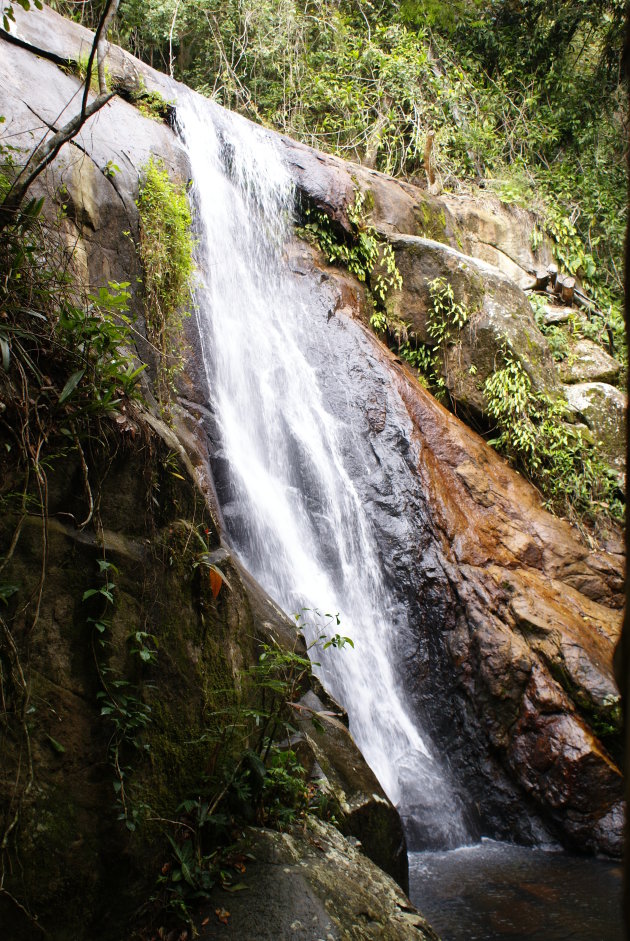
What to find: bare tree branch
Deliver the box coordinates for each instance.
[96,0,120,96]
[0,0,119,233]
[0,92,113,233]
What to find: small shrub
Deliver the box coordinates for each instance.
[484,347,623,525]
[300,187,402,305]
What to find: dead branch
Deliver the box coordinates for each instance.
[0,0,118,234]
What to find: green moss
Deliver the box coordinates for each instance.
[548,660,622,743]
[415,199,449,243]
[137,157,195,405]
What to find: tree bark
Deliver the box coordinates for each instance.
[560,275,575,305]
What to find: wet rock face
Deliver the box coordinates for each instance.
[276,114,624,856]
[5,0,625,875]
[290,248,623,857]
[296,690,409,891]
[390,363,624,856]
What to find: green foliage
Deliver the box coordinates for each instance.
[0,154,145,439]
[371,276,472,400]
[135,89,170,120]
[84,558,154,832]
[2,0,42,32]
[530,295,570,363]
[72,52,110,92]
[301,188,402,305]
[137,156,195,405]
[530,293,626,375]
[107,0,624,312]
[153,610,350,928]
[484,347,623,525]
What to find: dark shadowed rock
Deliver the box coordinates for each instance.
[196,819,440,941]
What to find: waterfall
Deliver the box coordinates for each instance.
[177,94,470,849]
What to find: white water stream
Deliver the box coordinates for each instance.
[178,95,469,847]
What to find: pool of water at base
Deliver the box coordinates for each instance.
[408,840,624,941]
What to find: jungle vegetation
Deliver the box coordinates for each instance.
[50,0,627,318]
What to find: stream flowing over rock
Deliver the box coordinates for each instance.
[0,7,625,939]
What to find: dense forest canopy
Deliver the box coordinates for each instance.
[51,0,627,319]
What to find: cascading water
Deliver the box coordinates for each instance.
[178,94,469,848]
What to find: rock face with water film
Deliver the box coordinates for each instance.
[293,233,624,855]
[0,8,625,940]
[272,148,624,855]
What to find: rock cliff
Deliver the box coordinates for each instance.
[0,5,625,939]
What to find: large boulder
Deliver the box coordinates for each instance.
[440,192,555,289]
[0,17,417,940]
[377,234,559,416]
[564,382,627,473]
[196,819,440,941]
[558,339,621,385]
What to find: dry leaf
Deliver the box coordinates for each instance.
[215,907,231,925]
[209,568,223,599]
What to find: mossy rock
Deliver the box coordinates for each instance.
[378,234,558,417]
[564,382,626,474]
[0,421,258,940]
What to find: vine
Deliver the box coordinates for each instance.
[137,156,195,407]
[300,188,402,306]
[0,133,148,927]
[84,558,156,831]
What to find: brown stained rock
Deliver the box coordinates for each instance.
[508,669,623,855]
[384,356,624,853]
[285,228,624,855]
[508,575,622,719]
[293,231,624,852]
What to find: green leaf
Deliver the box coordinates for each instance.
[58,369,85,404]
[0,584,19,605]
[46,734,65,754]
